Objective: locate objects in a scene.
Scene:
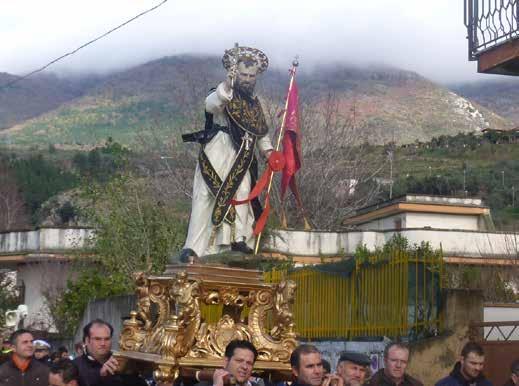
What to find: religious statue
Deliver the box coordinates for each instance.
[178,45,273,262]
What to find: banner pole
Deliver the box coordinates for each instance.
[254,59,299,255]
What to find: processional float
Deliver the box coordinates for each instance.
[115,265,297,383]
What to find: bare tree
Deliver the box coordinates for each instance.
[0,163,30,231]
[262,91,386,229]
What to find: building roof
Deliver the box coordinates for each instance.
[342,194,489,226]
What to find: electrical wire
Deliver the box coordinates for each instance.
[0,0,168,92]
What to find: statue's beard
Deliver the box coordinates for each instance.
[235,80,255,97]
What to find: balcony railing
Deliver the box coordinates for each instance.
[465,0,519,60]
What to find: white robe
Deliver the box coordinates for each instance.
[183,82,273,257]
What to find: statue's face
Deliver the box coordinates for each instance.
[235,62,258,95]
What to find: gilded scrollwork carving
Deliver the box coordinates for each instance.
[271,280,297,339]
[119,311,146,351]
[169,272,201,358]
[118,268,297,379]
[134,272,152,331]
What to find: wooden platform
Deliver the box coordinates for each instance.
[164,263,264,285]
[477,37,519,75]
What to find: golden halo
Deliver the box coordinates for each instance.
[222,46,269,74]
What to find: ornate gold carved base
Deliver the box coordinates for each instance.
[115,263,297,382]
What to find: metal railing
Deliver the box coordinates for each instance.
[465,0,519,60]
[264,250,443,341]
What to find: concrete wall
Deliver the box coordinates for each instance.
[357,214,406,231]
[73,295,136,350]
[17,261,74,331]
[407,326,469,385]
[406,212,479,231]
[2,227,518,260]
[357,213,480,231]
[0,227,93,254]
[266,228,519,258]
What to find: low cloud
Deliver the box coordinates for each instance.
[0,0,508,84]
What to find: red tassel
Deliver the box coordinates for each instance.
[231,151,285,205]
[253,194,270,235]
[232,167,272,205]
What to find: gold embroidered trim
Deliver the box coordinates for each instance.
[211,137,255,226]
[226,94,268,137]
[199,150,236,224]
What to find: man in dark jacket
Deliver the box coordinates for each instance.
[290,344,343,386]
[0,328,49,386]
[364,343,423,386]
[503,359,519,386]
[200,340,262,386]
[435,342,492,386]
[73,318,146,386]
[336,351,370,386]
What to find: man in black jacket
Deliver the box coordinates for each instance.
[364,343,423,386]
[204,340,261,386]
[290,344,343,386]
[435,342,492,386]
[0,329,49,386]
[73,319,146,386]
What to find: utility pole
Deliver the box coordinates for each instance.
[502,170,505,188]
[387,149,394,199]
[513,186,516,208]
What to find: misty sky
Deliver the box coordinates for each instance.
[0,0,510,84]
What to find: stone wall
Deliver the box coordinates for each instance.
[406,289,484,385]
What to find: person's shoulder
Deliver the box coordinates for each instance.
[0,359,11,373]
[363,368,384,385]
[434,375,458,386]
[30,358,50,372]
[405,373,424,386]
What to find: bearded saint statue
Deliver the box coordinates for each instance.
[177,46,273,262]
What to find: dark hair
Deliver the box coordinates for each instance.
[290,344,320,369]
[50,359,80,383]
[82,319,113,341]
[224,340,258,362]
[58,346,69,354]
[461,342,484,358]
[383,342,409,359]
[322,359,331,374]
[511,359,519,375]
[8,329,32,345]
[51,352,61,362]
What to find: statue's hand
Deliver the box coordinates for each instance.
[224,68,236,94]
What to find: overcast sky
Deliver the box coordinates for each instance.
[0,0,510,84]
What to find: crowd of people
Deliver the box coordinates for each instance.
[0,318,518,386]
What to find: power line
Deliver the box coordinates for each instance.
[0,0,168,92]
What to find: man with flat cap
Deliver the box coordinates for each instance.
[336,351,370,386]
[365,342,423,386]
[178,44,274,261]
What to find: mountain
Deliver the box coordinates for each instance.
[0,72,101,131]
[452,78,519,126]
[0,56,513,146]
